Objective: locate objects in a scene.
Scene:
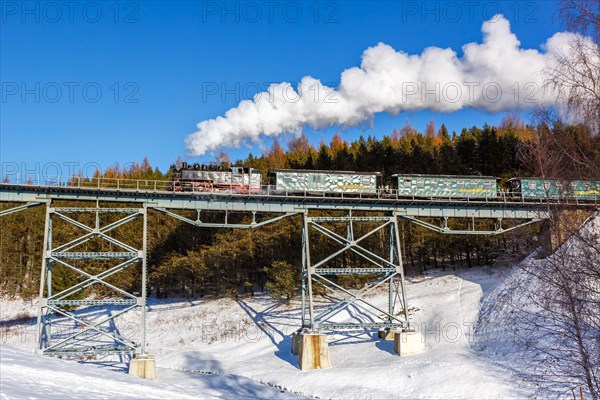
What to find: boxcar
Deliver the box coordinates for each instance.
[506,178,600,200]
[391,174,498,198]
[268,169,380,193]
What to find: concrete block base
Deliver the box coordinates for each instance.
[291,332,301,355]
[377,329,396,340]
[393,331,425,356]
[128,354,156,379]
[298,333,331,371]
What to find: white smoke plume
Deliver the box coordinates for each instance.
[185,15,592,156]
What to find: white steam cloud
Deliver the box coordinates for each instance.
[186,15,588,156]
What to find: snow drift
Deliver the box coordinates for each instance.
[474,213,600,398]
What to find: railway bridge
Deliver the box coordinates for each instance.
[1,177,597,372]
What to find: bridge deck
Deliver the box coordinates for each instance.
[1,181,597,219]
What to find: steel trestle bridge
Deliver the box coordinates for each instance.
[1,176,598,358]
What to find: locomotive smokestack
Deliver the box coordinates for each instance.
[185,15,597,156]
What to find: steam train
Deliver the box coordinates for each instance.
[170,163,261,193]
[169,164,600,200]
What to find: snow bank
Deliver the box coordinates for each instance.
[474,213,600,397]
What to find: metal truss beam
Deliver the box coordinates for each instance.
[50,210,143,254]
[399,215,544,234]
[312,272,404,325]
[153,207,298,228]
[54,207,141,214]
[43,304,138,353]
[319,322,401,330]
[48,299,138,306]
[50,252,140,260]
[301,211,409,332]
[44,346,134,357]
[0,201,45,217]
[48,257,140,301]
[310,216,392,222]
[314,267,396,275]
[35,202,148,358]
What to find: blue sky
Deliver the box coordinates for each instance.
[1,1,564,176]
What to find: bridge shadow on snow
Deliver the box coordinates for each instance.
[235,297,393,367]
[236,298,299,368]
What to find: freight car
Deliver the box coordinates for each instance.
[506,178,600,200]
[169,162,599,201]
[391,174,498,198]
[170,163,261,193]
[268,169,380,193]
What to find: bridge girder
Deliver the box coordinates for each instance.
[0,187,558,220]
[32,203,148,359]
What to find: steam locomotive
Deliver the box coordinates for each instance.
[170,163,261,193]
[170,164,600,200]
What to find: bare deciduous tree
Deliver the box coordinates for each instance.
[513,216,600,399]
[544,37,600,135]
[477,214,600,399]
[558,0,600,41]
[542,0,600,136]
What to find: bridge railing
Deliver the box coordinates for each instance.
[1,174,174,191]
[0,174,598,207]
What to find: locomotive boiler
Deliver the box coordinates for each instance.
[170,163,261,193]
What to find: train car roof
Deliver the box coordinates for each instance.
[177,165,261,172]
[232,165,261,172]
[391,174,498,180]
[268,168,381,176]
[507,177,600,182]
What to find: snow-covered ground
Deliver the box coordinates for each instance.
[1,264,538,399]
[7,214,600,399]
[0,345,303,399]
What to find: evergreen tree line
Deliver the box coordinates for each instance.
[1,119,598,301]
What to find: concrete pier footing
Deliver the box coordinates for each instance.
[291,332,301,355]
[393,331,426,356]
[377,329,396,340]
[128,354,157,379]
[297,333,331,371]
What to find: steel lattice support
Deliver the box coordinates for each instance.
[301,211,409,332]
[0,201,45,217]
[35,202,148,358]
[399,215,543,235]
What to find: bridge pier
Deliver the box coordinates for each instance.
[297,332,331,371]
[128,354,157,379]
[300,210,409,335]
[393,330,426,356]
[34,202,148,359]
[291,331,302,355]
[377,328,397,340]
